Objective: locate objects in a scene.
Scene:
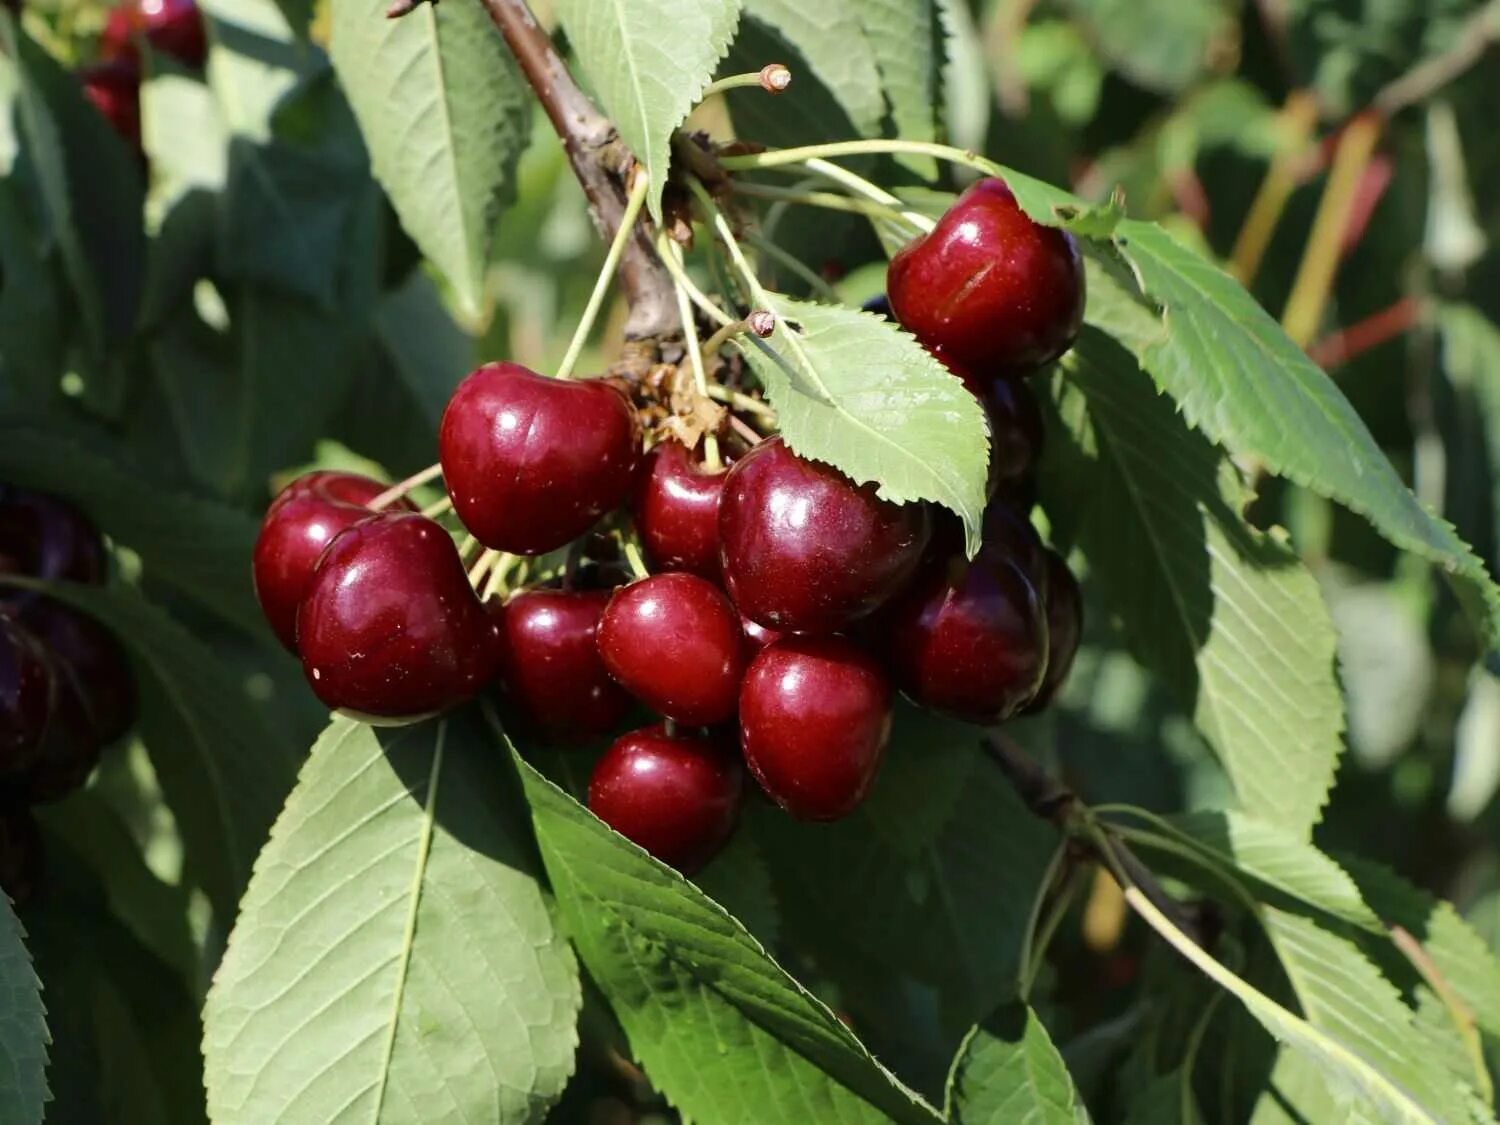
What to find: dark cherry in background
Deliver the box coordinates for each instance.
[440,363,641,556]
[719,437,930,634]
[633,440,726,580]
[598,573,746,727]
[253,470,407,652]
[739,636,892,821]
[296,512,498,717]
[80,60,142,148]
[0,487,106,589]
[1026,550,1083,712]
[101,0,208,69]
[888,177,1084,377]
[875,549,1047,725]
[20,601,135,745]
[587,724,743,874]
[492,588,631,743]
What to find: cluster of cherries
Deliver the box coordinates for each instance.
[252,177,1085,874]
[78,0,206,151]
[0,489,137,904]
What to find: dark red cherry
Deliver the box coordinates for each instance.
[598,574,746,726]
[719,437,930,633]
[1026,550,1082,712]
[887,177,1084,377]
[738,636,891,821]
[981,377,1044,493]
[24,680,103,804]
[633,440,727,580]
[587,724,743,873]
[0,487,106,589]
[491,588,631,743]
[0,617,54,777]
[440,363,642,555]
[296,512,499,717]
[79,60,142,148]
[101,0,207,68]
[253,471,410,652]
[874,549,1047,724]
[19,601,135,745]
[0,809,43,907]
[980,500,1047,585]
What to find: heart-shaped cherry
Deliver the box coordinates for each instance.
[719,437,930,633]
[1025,549,1082,712]
[598,573,746,726]
[738,636,892,821]
[0,487,106,590]
[440,363,641,555]
[0,617,54,777]
[253,471,410,652]
[492,587,632,743]
[297,512,499,717]
[101,0,207,68]
[19,601,135,745]
[587,724,743,873]
[888,178,1084,377]
[633,440,727,580]
[873,547,1047,725]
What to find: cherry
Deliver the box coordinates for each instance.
[0,486,106,589]
[79,60,142,149]
[887,178,1084,377]
[253,471,409,652]
[296,512,499,717]
[979,377,1044,495]
[633,440,726,580]
[101,0,207,69]
[980,500,1047,585]
[23,679,102,804]
[587,724,743,873]
[598,573,746,727]
[0,617,53,777]
[873,547,1047,725]
[440,363,642,555]
[738,636,892,821]
[1025,550,1082,713]
[19,601,135,745]
[491,588,631,743]
[719,437,930,633]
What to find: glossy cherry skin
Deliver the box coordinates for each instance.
[79,60,142,149]
[587,725,743,873]
[253,471,409,652]
[1026,550,1082,713]
[0,487,106,590]
[598,574,746,726]
[491,588,631,743]
[874,548,1047,725]
[20,601,135,745]
[0,617,54,777]
[440,363,642,555]
[739,636,892,821]
[887,178,1084,377]
[633,440,727,580]
[719,438,930,633]
[101,0,208,68]
[296,512,499,717]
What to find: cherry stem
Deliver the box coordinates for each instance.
[701,63,792,100]
[655,230,735,327]
[699,312,775,362]
[660,235,723,471]
[369,462,443,511]
[556,169,652,380]
[481,553,517,601]
[468,547,501,589]
[743,230,841,302]
[622,538,650,580]
[687,178,769,309]
[800,157,934,234]
[728,413,767,445]
[732,180,918,231]
[420,496,453,520]
[1016,840,1069,1000]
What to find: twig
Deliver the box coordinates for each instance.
[478,0,678,344]
[1391,925,1493,1104]
[1373,3,1500,116]
[1307,295,1422,370]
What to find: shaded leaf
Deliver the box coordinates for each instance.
[855,0,942,177]
[1060,0,1236,93]
[0,896,46,1125]
[374,270,475,431]
[204,713,580,1124]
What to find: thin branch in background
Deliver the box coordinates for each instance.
[1374,4,1500,117]
[1229,90,1320,285]
[1307,295,1422,370]
[477,0,679,345]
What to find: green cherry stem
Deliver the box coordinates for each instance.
[660,235,722,470]
[700,63,792,99]
[655,230,735,327]
[799,157,934,234]
[705,383,777,422]
[743,230,841,301]
[420,495,454,520]
[555,167,652,381]
[732,180,918,229]
[467,547,501,589]
[369,462,443,511]
[623,537,650,580]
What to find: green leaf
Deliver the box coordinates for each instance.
[739,0,884,138]
[1127,887,1461,1123]
[204,713,580,1124]
[0,423,264,636]
[947,1002,1090,1124]
[854,0,942,178]
[1110,809,1380,932]
[507,733,945,1125]
[0,896,47,1125]
[330,0,531,316]
[1085,223,1500,645]
[10,580,300,921]
[554,0,741,223]
[1059,0,1236,93]
[1042,331,1345,836]
[374,271,475,432]
[741,295,990,553]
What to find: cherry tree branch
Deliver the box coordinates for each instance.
[476,0,680,347]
